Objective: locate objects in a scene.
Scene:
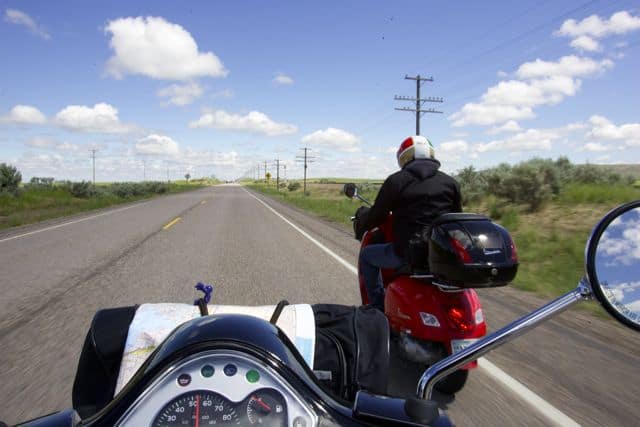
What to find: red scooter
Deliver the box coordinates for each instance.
[344,183,518,394]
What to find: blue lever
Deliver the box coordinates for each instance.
[194,282,213,305]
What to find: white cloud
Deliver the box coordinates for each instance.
[556,11,640,39]
[487,120,522,135]
[273,73,294,85]
[587,115,640,147]
[584,142,608,152]
[54,103,132,133]
[450,56,612,127]
[212,89,234,99]
[189,109,297,136]
[301,128,361,152]
[437,140,469,162]
[0,105,47,125]
[570,35,600,52]
[516,56,612,80]
[105,16,228,80]
[564,122,588,132]
[440,140,469,152]
[450,102,534,127]
[157,82,204,106]
[599,225,640,266]
[56,142,80,152]
[180,148,238,167]
[4,9,50,40]
[474,128,559,153]
[17,153,66,173]
[135,134,179,156]
[556,11,640,52]
[24,137,55,148]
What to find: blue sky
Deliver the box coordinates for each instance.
[1,0,639,181]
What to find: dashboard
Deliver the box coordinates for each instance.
[116,350,317,426]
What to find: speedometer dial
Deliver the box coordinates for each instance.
[153,390,240,426]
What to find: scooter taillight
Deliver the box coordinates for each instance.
[449,237,472,263]
[446,306,474,333]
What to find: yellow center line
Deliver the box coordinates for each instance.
[163,217,181,230]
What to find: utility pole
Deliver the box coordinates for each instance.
[165,160,170,183]
[142,158,146,181]
[264,160,268,184]
[394,74,443,135]
[89,148,98,186]
[274,159,286,191]
[295,147,315,195]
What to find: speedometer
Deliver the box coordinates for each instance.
[153,390,240,426]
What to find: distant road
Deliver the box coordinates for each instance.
[1,185,638,426]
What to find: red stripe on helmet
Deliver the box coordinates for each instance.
[397,137,414,157]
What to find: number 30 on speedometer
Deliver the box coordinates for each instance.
[153,390,240,426]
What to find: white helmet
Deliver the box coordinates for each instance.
[396,135,435,168]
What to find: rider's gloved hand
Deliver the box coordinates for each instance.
[354,206,370,240]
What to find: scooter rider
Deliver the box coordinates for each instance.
[359,135,462,311]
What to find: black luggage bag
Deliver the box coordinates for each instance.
[312,304,390,402]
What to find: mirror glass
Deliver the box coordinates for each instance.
[343,183,357,198]
[593,206,640,329]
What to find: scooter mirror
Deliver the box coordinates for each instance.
[586,200,640,332]
[343,183,358,198]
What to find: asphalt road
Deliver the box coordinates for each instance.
[0,185,638,426]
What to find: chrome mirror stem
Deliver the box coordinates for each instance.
[355,194,372,206]
[417,278,593,400]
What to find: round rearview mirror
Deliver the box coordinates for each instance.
[586,200,640,331]
[343,183,357,198]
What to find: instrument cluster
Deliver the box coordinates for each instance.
[116,350,316,426]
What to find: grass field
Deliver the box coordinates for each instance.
[0,181,210,230]
[246,179,639,311]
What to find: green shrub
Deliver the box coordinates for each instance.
[456,165,486,204]
[0,163,22,194]
[502,164,553,211]
[69,181,94,198]
[288,181,301,192]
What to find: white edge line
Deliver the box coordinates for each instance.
[246,188,581,427]
[245,189,357,275]
[0,201,150,244]
[478,359,581,427]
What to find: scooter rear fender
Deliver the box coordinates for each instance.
[385,276,486,368]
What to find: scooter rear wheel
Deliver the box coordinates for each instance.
[434,369,468,395]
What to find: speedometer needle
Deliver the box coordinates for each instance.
[253,397,271,412]
[195,394,200,427]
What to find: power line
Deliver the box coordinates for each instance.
[394,74,443,135]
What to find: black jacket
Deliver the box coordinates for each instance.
[363,158,462,258]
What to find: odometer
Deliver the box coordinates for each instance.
[153,390,240,426]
